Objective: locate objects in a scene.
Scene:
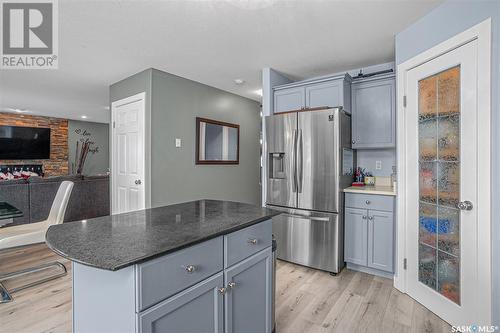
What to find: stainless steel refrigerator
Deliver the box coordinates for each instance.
[265,107,352,274]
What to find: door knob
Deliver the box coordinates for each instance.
[135,179,142,185]
[352,140,356,144]
[228,282,236,289]
[457,201,473,211]
[368,216,374,220]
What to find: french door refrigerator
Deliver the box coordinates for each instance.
[265,107,352,273]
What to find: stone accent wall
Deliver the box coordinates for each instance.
[0,113,69,176]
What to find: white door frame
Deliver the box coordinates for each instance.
[395,18,491,323]
[110,92,147,214]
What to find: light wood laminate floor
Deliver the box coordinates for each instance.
[0,244,450,333]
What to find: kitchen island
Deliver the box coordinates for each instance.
[46,199,279,333]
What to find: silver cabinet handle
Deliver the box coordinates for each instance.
[365,200,371,204]
[352,140,356,144]
[368,216,374,220]
[247,238,258,245]
[135,179,142,185]
[362,215,367,219]
[457,201,473,211]
[184,265,196,273]
[218,287,226,295]
[228,282,236,289]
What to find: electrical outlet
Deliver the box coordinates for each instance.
[175,138,182,148]
[376,160,382,170]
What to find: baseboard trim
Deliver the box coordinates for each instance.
[346,262,394,279]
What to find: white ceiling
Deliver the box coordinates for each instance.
[0,0,441,123]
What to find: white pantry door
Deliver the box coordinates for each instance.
[404,40,482,326]
[111,92,146,214]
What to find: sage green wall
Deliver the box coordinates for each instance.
[110,68,261,207]
[68,120,109,175]
[150,69,261,206]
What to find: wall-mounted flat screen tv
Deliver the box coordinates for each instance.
[0,126,51,159]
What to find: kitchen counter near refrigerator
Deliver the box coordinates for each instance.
[344,186,396,196]
[343,192,395,278]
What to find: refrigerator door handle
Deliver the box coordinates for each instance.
[292,129,298,192]
[281,213,330,222]
[297,129,303,193]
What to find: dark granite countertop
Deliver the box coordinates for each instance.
[46,200,280,271]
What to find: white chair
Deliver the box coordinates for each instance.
[0,181,74,303]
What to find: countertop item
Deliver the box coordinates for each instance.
[45,199,280,271]
[0,202,23,220]
[344,186,396,196]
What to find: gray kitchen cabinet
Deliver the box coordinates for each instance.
[344,207,368,266]
[72,219,273,333]
[138,273,224,333]
[224,248,272,333]
[344,193,394,276]
[273,74,352,113]
[273,86,305,113]
[351,75,395,148]
[367,210,394,272]
[305,79,351,111]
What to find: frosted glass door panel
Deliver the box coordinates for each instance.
[418,66,460,305]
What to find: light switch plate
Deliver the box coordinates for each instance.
[175,138,181,148]
[376,160,382,170]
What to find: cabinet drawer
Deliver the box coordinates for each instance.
[136,237,223,312]
[345,193,394,212]
[224,220,272,268]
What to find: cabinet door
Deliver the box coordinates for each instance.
[273,87,304,113]
[305,80,342,109]
[367,210,394,272]
[225,248,272,333]
[344,207,368,266]
[138,273,224,333]
[351,77,395,148]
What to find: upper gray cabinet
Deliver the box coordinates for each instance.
[351,75,395,149]
[273,74,352,113]
[273,86,305,113]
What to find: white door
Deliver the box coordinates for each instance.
[403,39,484,326]
[111,92,146,214]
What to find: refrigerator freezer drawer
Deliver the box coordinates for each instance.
[269,206,344,273]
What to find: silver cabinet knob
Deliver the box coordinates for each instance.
[362,215,367,219]
[247,238,258,245]
[368,216,374,220]
[184,265,196,273]
[352,140,356,144]
[218,287,226,295]
[365,200,371,204]
[457,201,473,211]
[135,179,142,185]
[228,282,236,289]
